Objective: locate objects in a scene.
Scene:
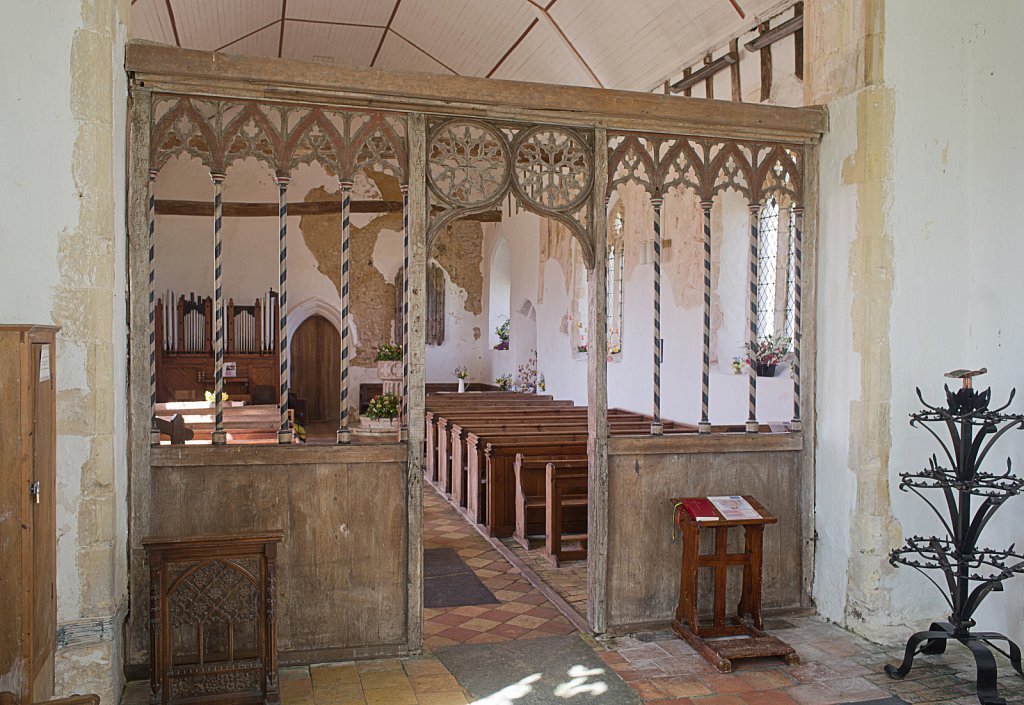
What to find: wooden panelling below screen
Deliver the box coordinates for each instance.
[604,437,806,631]
[145,444,408,663]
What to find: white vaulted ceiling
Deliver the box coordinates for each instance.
[130,0,789,92]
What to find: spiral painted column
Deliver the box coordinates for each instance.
[698,200,713,434]
[746,202,760,434]
[791,205,804,431]
[211,172,227,445]
[651,196,664,435]
[401,184,410,442]
[148,169,161,445]
[337,180,353,444]
[275,174,291,444]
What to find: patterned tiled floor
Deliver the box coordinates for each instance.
[423,483,578,648]
[120,483,1024,705]
[499,535,588,620]
[594,616,1024,705]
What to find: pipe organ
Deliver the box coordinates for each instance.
[155,290,280,403]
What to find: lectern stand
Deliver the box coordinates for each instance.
[670,495,798,672]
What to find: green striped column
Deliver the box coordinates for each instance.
[337,180,353,444]
[698,200,713,434]
[746,203,759,434]
[276,174,291,444]
[148,169,161,445]
[791,205,804,431]
[211,172,227,445]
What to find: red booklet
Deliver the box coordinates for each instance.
[678,498,720,522]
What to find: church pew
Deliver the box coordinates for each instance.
[470,417,692,536]
[455,414,689,516]
[155,403,284,444]
[426,397,572,483]
[545,462,590,566]
[432,402,577,490]
[477,438,588,535]
[440,407,655,501]
[514,456,588,548]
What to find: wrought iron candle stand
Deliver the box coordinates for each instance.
[886,369,1024,705]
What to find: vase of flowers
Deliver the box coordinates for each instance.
[454,365,468,393]
[360,392,400,432]
[495,373,513,391]
[743,334,792,377]
[493,318,510,350]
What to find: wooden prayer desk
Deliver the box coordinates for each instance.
[670,496,798,672]
[144,532,283,705]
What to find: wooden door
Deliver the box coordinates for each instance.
[30,343,56,699]
[291,315,339,422]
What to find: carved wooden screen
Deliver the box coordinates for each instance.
[426,263,445,346]
[144,532,282,705]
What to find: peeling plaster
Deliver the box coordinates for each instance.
[432,221,484,315]
[298,186,403,367]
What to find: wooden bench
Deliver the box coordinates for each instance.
[445,408,673,506]
[513,456,588,549]
[155,402,286,444]
[545,462,590,566]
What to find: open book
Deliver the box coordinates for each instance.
[708,496,761,521]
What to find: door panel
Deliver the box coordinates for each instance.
[31,343,55,700]
[291,316,340,422]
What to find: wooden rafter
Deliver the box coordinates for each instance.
[216,20,280,53]
[371,0,402,68]
[164,0,180,47]
[487,18,538,78]
[744,12,803,51]
[524,0,603,88]
[277,0,287,58]
[670,51,738,94]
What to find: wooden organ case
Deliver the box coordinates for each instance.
[155,293,280,404]
[0,325,59,702]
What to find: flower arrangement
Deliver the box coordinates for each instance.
[731,356,744,375]
[453,365,468,380]
[204,390,229,402]
[744,334,792,367]
[375,343,402,362]
[495,373,513,391]
[538,374,546,392]
[493,318,510,350]
[516,350,538,392]
[366,393,400,420]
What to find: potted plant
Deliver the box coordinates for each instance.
[375,342,403,388]
[361,392,400,432]
[493,318,510,350]
[743,334,792,377]
[453,365,468,393]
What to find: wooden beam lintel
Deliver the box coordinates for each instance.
[126,41,827,143]
[671,52,738,94]
[744,14,803,52]
[155,198,502,222]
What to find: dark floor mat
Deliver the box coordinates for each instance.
[424,547,498,608]
[434,633,642,704]
[847,699,909,705]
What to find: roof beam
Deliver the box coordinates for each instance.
[155,198,502,221]
[670,51,738,93]
[744,13,803,51]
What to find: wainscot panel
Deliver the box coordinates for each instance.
[147,444,408,661]
[605,433,805,631]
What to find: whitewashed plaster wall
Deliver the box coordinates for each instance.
[811,0,1024,648]
[1,1,129,702]
[479,196,796,423]
[885,0,1024,642]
